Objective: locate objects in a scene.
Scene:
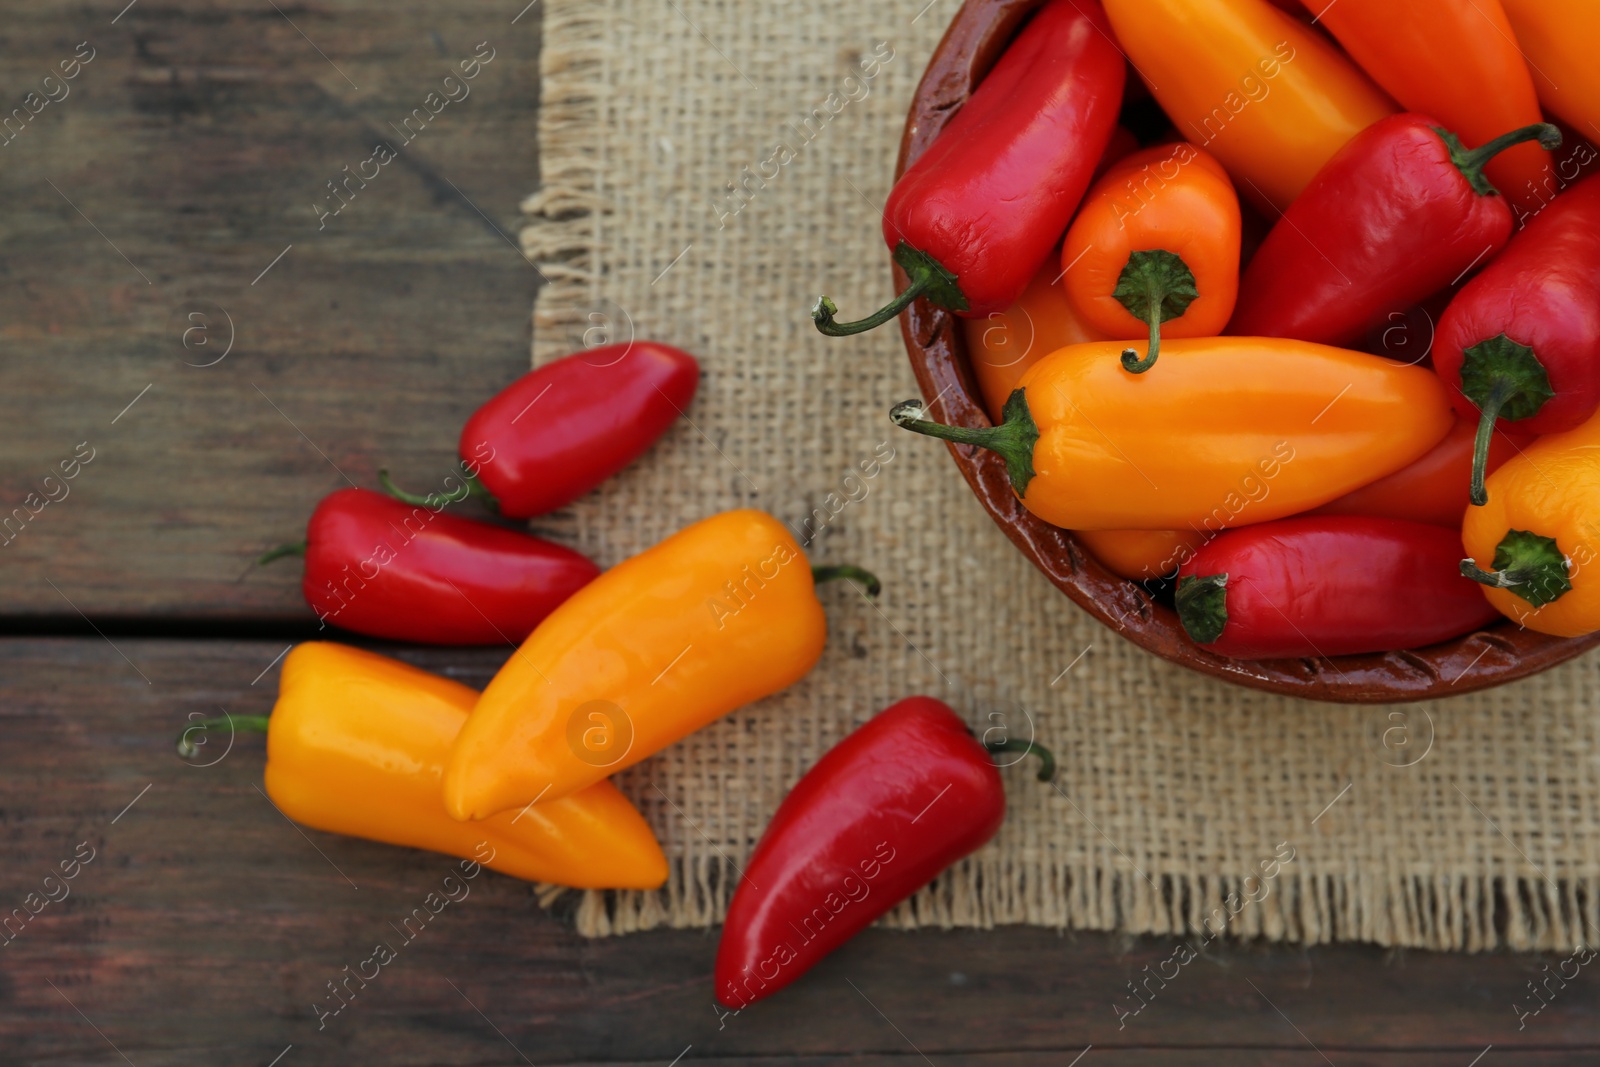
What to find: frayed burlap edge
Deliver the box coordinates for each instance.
[520,0,1598,952]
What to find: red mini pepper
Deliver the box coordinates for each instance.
[1229,115,1561,347]
[812,0,1124,336]
[388,342,699,518]
[264,488,599,644]
[715,697,1051,1008]
[1175,516,1500,659]
[1313,418,1533,528]
[1434,174,1600,506]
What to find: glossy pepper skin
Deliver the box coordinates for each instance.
[1077,529,1207,584]
[892,338,1454,531]
[1102,0,1395,213]
[715,697,1047,1008]
[445,510,864,817]
[1461,409,1600,637]
[1499,1,1600,150]
[1230,115,1561,347]
[294,488,599,644]
[1313,418,1533,528]
[1176,517,1500,659]
[1062,142,1240,372]
[961,253,1110,422]
[253,643,668,888]
[1435,175,1600,507]
[812,0,1124,336]
[455,342,699,518]
[1304,0,1553,214]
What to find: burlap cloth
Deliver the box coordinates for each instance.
[519,0,1600,951]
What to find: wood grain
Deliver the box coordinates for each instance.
[0,638,1595,1064]
[0,0,544,622]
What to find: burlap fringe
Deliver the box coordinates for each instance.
[525,0,1598,953]
[519,1,612,363]
[570,866,1597,950]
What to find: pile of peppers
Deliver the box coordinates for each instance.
[831,0,1600,656]
[200,335,1060,1009]
[176,0,1600,1015]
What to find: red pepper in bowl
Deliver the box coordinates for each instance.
[1434,174,1600,506]
[1229,115,1562,347]
[387,342,700,519]
[1175,516,1500,660]
[812,0,1124,337]
[262,488,600,644]
[715,697,1052,1008]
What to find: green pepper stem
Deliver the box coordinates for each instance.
[1470,381,1511,507]
[1458,529,1572,608]
[1460,560,1516,588]
[1121,289,1165,374]
[1441,122,1562,197]
[890,389,1040,497]
[812,279,930,337]
[811,564,881,598]
[257,541,307,566]
[379,468,470,511]
[985,738,1057,782]
[813,241,969,337]
[176,714,270,759]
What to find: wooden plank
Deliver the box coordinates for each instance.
[1,638,1595,1063]
[0,0,543,620]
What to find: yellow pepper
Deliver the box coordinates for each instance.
[213,642,669,888]
[1461,409,1600,637]
[445,510,869,820]
[891,338,1453,531]
[1101,0,1396,212]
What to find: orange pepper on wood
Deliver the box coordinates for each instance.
[892,339,1453,531]
[1061,142,1240,373]
[1102,0,1395,212]
[1303,0,1554,215]
[236,643,670,889]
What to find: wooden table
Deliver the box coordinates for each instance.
[2,3,1595,1063]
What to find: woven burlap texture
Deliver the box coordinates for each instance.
[519,0,1600,951]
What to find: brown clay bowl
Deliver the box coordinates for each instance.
[893,0,1600,702]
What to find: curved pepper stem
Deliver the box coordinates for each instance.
[811,564,881,598]
[258,541,307,566]
[378,466,500,513]
[985,737,1057,782]
[1460,529,1572,608]
[890,388,1041,497]
[1438,122,1562,197]
[1459,334,1555,506]
[176,713,270,759]
[1113,250,1198,374]
[813,241,970,337]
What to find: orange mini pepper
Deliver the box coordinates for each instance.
[1077,528,1207,583]
[1305,0,1553,215]
[180,642,670,888]
[962,254,1110,423]
[891,339,1453,531]
[1061,142,1240,373]
[1499,1,1600,149]
[444,510,874,819]
[1102,0,1395,212]
[1461,408,1600,637]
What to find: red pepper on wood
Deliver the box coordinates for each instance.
[715,697,1052,1007]
[388,342,700,519]
[264,488,599,644]
[1229,115,1561,347]
[1175,516,1500,659]
[812,0,1125,336]
[1434,174,1600,506]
